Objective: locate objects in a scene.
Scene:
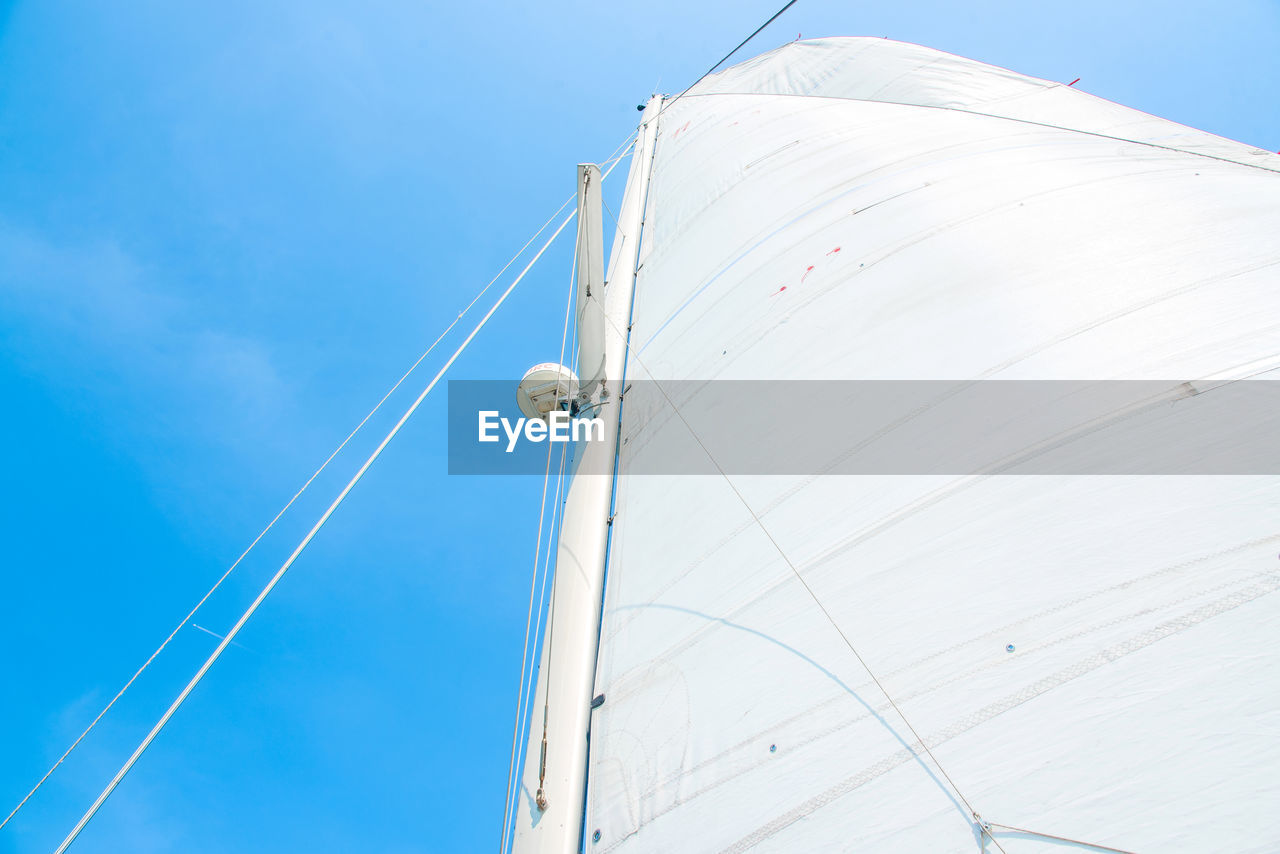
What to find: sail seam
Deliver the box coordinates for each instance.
[671,90,1280,175]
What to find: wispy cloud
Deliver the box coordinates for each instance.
[0,220,291,452]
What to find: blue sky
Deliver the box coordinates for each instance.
[1,1,1277,852]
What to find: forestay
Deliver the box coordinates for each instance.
[584,38,1280,852]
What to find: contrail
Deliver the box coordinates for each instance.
[191,624,252,652]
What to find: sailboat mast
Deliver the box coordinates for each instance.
[509,97,661,854]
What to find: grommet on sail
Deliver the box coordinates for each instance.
[510,36,1280,854]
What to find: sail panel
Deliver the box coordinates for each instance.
[584,38,1280,853]
[684,38,1280,171]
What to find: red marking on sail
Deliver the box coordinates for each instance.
[826,247,841,256]
[1068,78,1081,87]
[770,285,788,296]
[672,121,691,139]
[801,265,815,282]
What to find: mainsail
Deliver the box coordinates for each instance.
[515,37,1280,853]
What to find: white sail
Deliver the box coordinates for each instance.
[578,38,1280,853]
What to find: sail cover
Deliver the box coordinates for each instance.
[583,38,1280,852]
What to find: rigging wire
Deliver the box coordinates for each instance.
[502,442,569,853]
[8,128,634,846]
[497,425,558,853]
[0,196,576,837]
[980,820,1136,854]
[51,205,581,854]
[661,0,801,114]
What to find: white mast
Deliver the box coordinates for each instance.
[510,96,661,854]
[575,162,607,405]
